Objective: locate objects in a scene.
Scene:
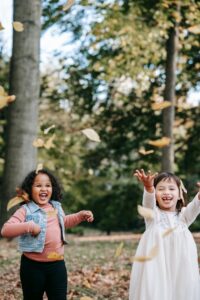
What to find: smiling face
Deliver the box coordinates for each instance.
[155,178,180,212]
[31,173,53,206]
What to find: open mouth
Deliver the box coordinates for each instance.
[39,193,48,201]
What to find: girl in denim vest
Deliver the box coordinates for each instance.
[1,169,94,300]
[129,169,200,300]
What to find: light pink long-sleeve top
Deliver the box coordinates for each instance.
[1,202,83,262]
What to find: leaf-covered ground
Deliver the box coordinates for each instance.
[0,234,200,300]
[0,235,137,300]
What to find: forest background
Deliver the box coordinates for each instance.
[0,0,200,234]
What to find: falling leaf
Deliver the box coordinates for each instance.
[0,86,6,95]
[114,242,124,258]
[44,124,55,134]
[132,245,159,262]
[138,149,154,155]
[32,138,45,148]
[44,134,55,149]
[162,226,177,237]
[80,297,93,300]
[0,22,5,31]
[188,25,200,34]
[0,94,16,109]
[151,101,172,110]
[7,196,24,211]
[7,95,16,103]
[36,163,43,174]
[148,137,171,148]
[0,96,8,109]
[137,205,154,220]
[63,0,75,11]
[13,21,24,32]
[81,128,101,142]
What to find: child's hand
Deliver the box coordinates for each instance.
[79,210,94,223]
[134,169,157,193]
[31,223,41,236]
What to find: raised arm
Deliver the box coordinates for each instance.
[181,183,200,226]
[64,210,94,228]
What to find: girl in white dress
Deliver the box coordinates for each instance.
[129,169,200,300]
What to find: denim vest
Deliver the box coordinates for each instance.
[18,200,66,253]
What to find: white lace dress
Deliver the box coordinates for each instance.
[129,190,200,300]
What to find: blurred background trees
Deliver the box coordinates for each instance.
[0,0,200,232]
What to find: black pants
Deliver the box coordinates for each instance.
[20,255,67,300]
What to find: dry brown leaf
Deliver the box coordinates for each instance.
[80,297,93,300]
[82,279,91,289]
[44,134,55,149]
[0,95,8,109]
[44,124,55,134]
[32,138,45,148]
[0,22,5,31]
[148,137,171,148]
[7,95,16,103]
[13,21,24,32]
[81,128,101,142]
[137,205,154,220]
[151,101,172,110]
[0,86,6,95]
[63,0,75,11]
[138,149,154,155]
[132,245,159,262]
[188,25,200,34]
[162,226,177,237]
[7,196,24,211]
[114,242,124,258]
[36,163,43,174]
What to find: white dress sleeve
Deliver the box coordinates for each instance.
[142,188,156,209]
[180,193,200,227]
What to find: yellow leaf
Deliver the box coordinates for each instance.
[13,21,24,32]
[114,242,124,258]
[7,95,16,103]
[44,134,55,149]
[36,163,43,174]
[138,149,154,155]
[137,205,154,220]
[7,196,24,211]
[151,101,172,110]
[0,95,8,109]
[47,252,64,260]
[0,86,6,96]
[148,137,171,148]
[81,128,101,142]
[44,124,55,134]
[63,0,75,11]
[0,22,5,30]
[188,25,200,34]
[32,138,45,148]
[162,226,177,237]
[132,245,159,262]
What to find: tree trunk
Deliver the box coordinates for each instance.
[0,0,41,229]
[161,26,178,172]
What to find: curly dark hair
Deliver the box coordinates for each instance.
[20,169,63,202]
[154,172,187,212]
